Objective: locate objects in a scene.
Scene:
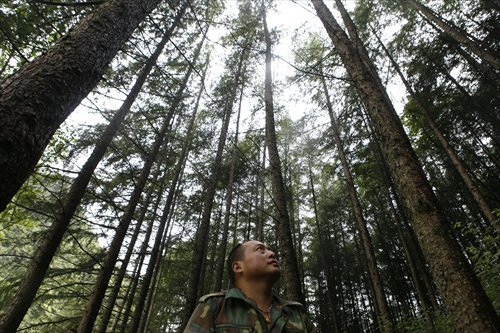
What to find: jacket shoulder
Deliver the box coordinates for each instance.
[274,294,304,308]
[198,291,226,303]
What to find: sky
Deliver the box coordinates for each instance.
[62,0,409,251]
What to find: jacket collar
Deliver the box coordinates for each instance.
[224,288,303,308]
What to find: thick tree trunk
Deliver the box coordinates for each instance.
[319,66,393,332]
[373,29,499,233]
[311,1,500,331]
[0,6,180,332]
[406,0,500,70]
[262,6,304,304]
[76,28,195,333]
[0,0,162,213]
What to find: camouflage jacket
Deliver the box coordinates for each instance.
[184,288,316,333]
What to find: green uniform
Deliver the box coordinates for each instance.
[184,288,316,333]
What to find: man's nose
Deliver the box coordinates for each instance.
[267,250,276,258]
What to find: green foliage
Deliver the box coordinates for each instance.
[0,0,90,77]
[395,313,453,333]
[454,215,500,313]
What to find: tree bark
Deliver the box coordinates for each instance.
[0,5,181,332]
[311,0,500,331]
[373,28,499,233]
[406,0,500,70]
[262,5,304,304]
[0,0,162,213]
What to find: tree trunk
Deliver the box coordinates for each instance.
[76,24,195,333]
[256,139,267,241]
[0,0,162,213]
[262,5,304,304]
[213,82,244,292]
[180,33,251,331]
[128,117,194,332]
[0,6,182,332]
[127,35,208,332]
[406,0,500,70]
[319,64,393,332]
[97,160,166,333]
[311,1,500,331]
[308,167,341,332]
[373,28,499,233]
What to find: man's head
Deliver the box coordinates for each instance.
[226,240,280,288]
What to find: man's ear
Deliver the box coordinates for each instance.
[233,261,243,273]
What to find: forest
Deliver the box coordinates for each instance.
[0,0,498,332]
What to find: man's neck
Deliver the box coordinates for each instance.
[236,280,274,308]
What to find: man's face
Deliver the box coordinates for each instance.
[236,240,280,281]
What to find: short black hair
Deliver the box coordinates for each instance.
[226,243,245,287]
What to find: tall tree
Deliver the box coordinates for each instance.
[262,3,304,304]
[128,37,208,333]
[75,13,200,332]
[0,0,163,213]
[308,165,341,332]
[180,10,254,327]
[311,0,500,331]
[319,63,394,332]
[372,28,499,233]
[0,4,186,333]
[213,83,244,292]
[405,0,500,70]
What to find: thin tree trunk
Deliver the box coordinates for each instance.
[373,28,499,233]
[97,159,167,333]
[141,203,179,332]
[0,0,162,213]
[308,167,341,332]
[262,5,304,304]
[180,33,251,331]
[448,40,500,87]
[117,251,147,333]
[213,82,244,292]
[109,246,143,333]
[311,1,500,331]
[76,26,195,333]
[0,7,184,332]
[406,0,500,69]
[126,36,206,333]
[256,140,267,241]
[319,65,393,332]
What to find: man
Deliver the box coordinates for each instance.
[184,240,316,332]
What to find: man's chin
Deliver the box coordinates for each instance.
[268,270,281,283]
